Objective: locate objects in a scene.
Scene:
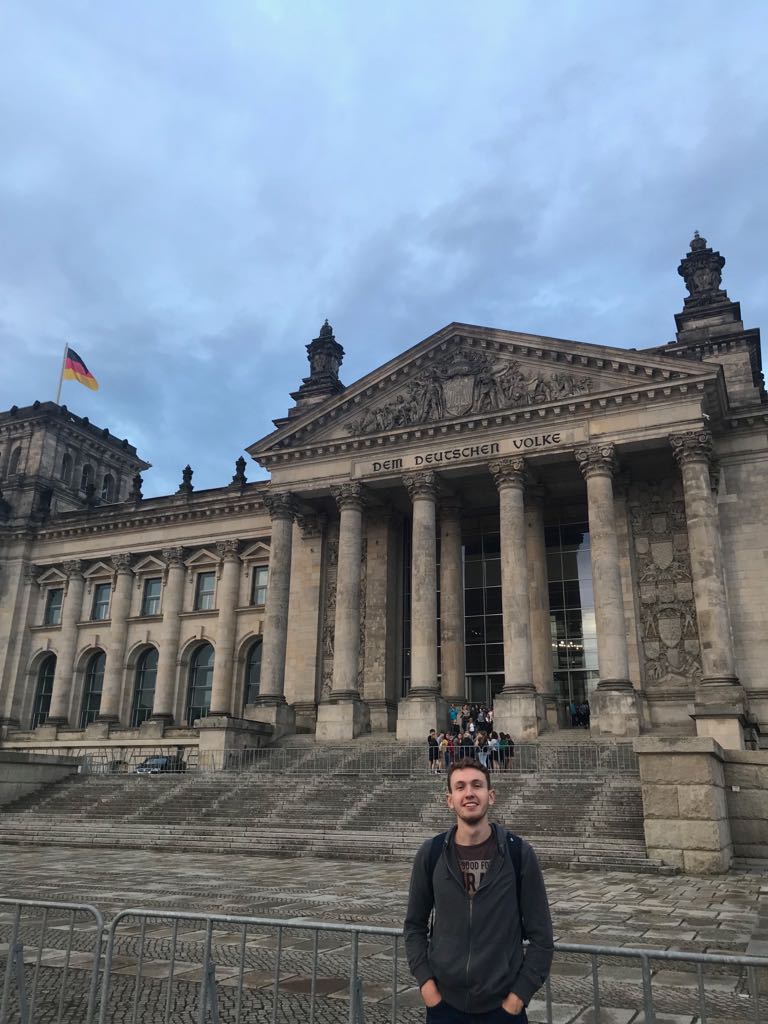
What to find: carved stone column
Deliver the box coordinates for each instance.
[576,444,641,736]
[489,458,539,738]
[97,553,134,723]
[151,547,186,723]
[252,492,296,737]
[439,499,464,704]
[316,483,370,739]
[526,487,556,727]
[397,472,448,739]
[671,430,747,748]
[46,560,85,725]
[208,540,241,716]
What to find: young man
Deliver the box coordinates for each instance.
[404,758,553,1022]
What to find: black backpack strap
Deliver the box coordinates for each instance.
[506,831,527,941]
[427,831,448,897]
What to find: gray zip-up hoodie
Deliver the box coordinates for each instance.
[404,823,554,1012]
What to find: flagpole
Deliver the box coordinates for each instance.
[55,343,68,405]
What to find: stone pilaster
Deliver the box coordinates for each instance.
[252,492,296,737]
[576,444,641,737]
[151,547,185,723]
[397,472,447,739]
[45,560,85,726]
[489,458,539,739]
[671,430,747,748]
[208,539,241,716]
[526,487,556,728]
[439,499,464,704]
[316,483,370,739]
[97,553,134,724]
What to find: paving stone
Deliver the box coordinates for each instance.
[568,1009,636,1024]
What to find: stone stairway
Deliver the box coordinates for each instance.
[0,750,664,872]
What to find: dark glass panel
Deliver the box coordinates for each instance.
[485,645,504,673]
[484,587,502,614]
[482,532,500,557]
[465,646,485,672]
[548,582,565,610]
[485,616,503,644]
[463,536,483,561]
[563,580,583,607]
[484,559,501,588]
[465,589,484,616]
[464,561,483,589]
[465,617,485,643]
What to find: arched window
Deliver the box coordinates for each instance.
[60,453,73,484]
[186,643,214,725]
[80,651,106,727]
[131,648,158,726]
[244,639,262,706]
[101,474,114,502]
[31,654,56,728]
[8,447,21,476]
[80,464,93,492]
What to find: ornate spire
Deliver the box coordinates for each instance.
[306,319,344,383]
[678,232,728,309]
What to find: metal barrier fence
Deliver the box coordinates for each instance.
[196,742,640,776]
[0,898,104,1024]
[2,900,766,1023]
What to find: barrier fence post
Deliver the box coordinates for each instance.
[11,944,28,1024]
[0,905,21,1024]
[640,954,654,1024]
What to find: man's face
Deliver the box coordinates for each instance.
[446,768,495,825]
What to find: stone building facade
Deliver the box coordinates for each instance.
[0,236,765,754]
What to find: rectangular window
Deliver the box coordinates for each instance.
[195,571,216,610]
[44,588,63,626]
[91,582,111,621]
[141,577,162,616]
[251,566,268,606]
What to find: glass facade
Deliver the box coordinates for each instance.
[31,654,56,728]
[244,639,262,704]
[462,525,504,706]
[131,648,157,726]
[186,643,214,725]
[546,521,598,722]
[80,651,106,727]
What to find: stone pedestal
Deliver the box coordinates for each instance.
[196,715,273,770]
[635,736,733,874]
[32,723,59,742]
[138,718,166,740]
[83,720,110,740]
[316,697,370,741]
[690,683,749,750]
[493,689,540,740]
[367,699,397,734]
[396,694,448,741]
[246,697,295,739]
[592,684,642,737]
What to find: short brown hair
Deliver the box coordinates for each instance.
[447,757,491,791]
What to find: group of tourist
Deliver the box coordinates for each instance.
[427,705,515,774]
[569,700,591,728]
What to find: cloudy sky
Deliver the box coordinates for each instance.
[2,1,767,495]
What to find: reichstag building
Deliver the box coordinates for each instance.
[0,234,765,755]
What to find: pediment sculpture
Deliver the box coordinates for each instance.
[344,349,593,436]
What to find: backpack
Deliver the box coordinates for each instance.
[426,830,527,940]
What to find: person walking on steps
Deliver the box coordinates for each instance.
[404,757,553,1022]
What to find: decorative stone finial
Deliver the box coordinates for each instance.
[177,465,194,494]
[306,320,344,381]
[129,473,143,503]
[231,456,247,487]
[678,233,728,308]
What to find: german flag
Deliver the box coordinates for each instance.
[62,347,99,391]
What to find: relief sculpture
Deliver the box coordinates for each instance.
[629,479,702,689]
[345,350,593,435]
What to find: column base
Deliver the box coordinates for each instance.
[84,721,111,740]
[247,697,296,740]
[316,697,370,741]
[396,693,448,741]
[43,717,68,728]
[149,713,175,724]
[139,718,168,740]
[95,714,120,725]
[366,699,398,733]
[33,723,60,740]
[196,715,273,768]
[592,684,642,737]
[540,694,559,732]
[493,688,540,740]
[291,701,318,733]
[690,679,749,750]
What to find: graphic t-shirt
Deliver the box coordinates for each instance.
[455,834,497,897]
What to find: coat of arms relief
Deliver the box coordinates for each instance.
[345,349,594,435]
[629,479,702,690]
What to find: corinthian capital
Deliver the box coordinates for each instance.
[403,471,439,502]
[670,430,713,468]
[489,457,526,491]
[263,491,296,522]
[331,481,366,512]
[575,444,617,480]
[62,559,84,579]
[215,539,241,562]
[111,552,134,574]
[162,546,185,568]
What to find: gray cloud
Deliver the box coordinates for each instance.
[1,1,766,494]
